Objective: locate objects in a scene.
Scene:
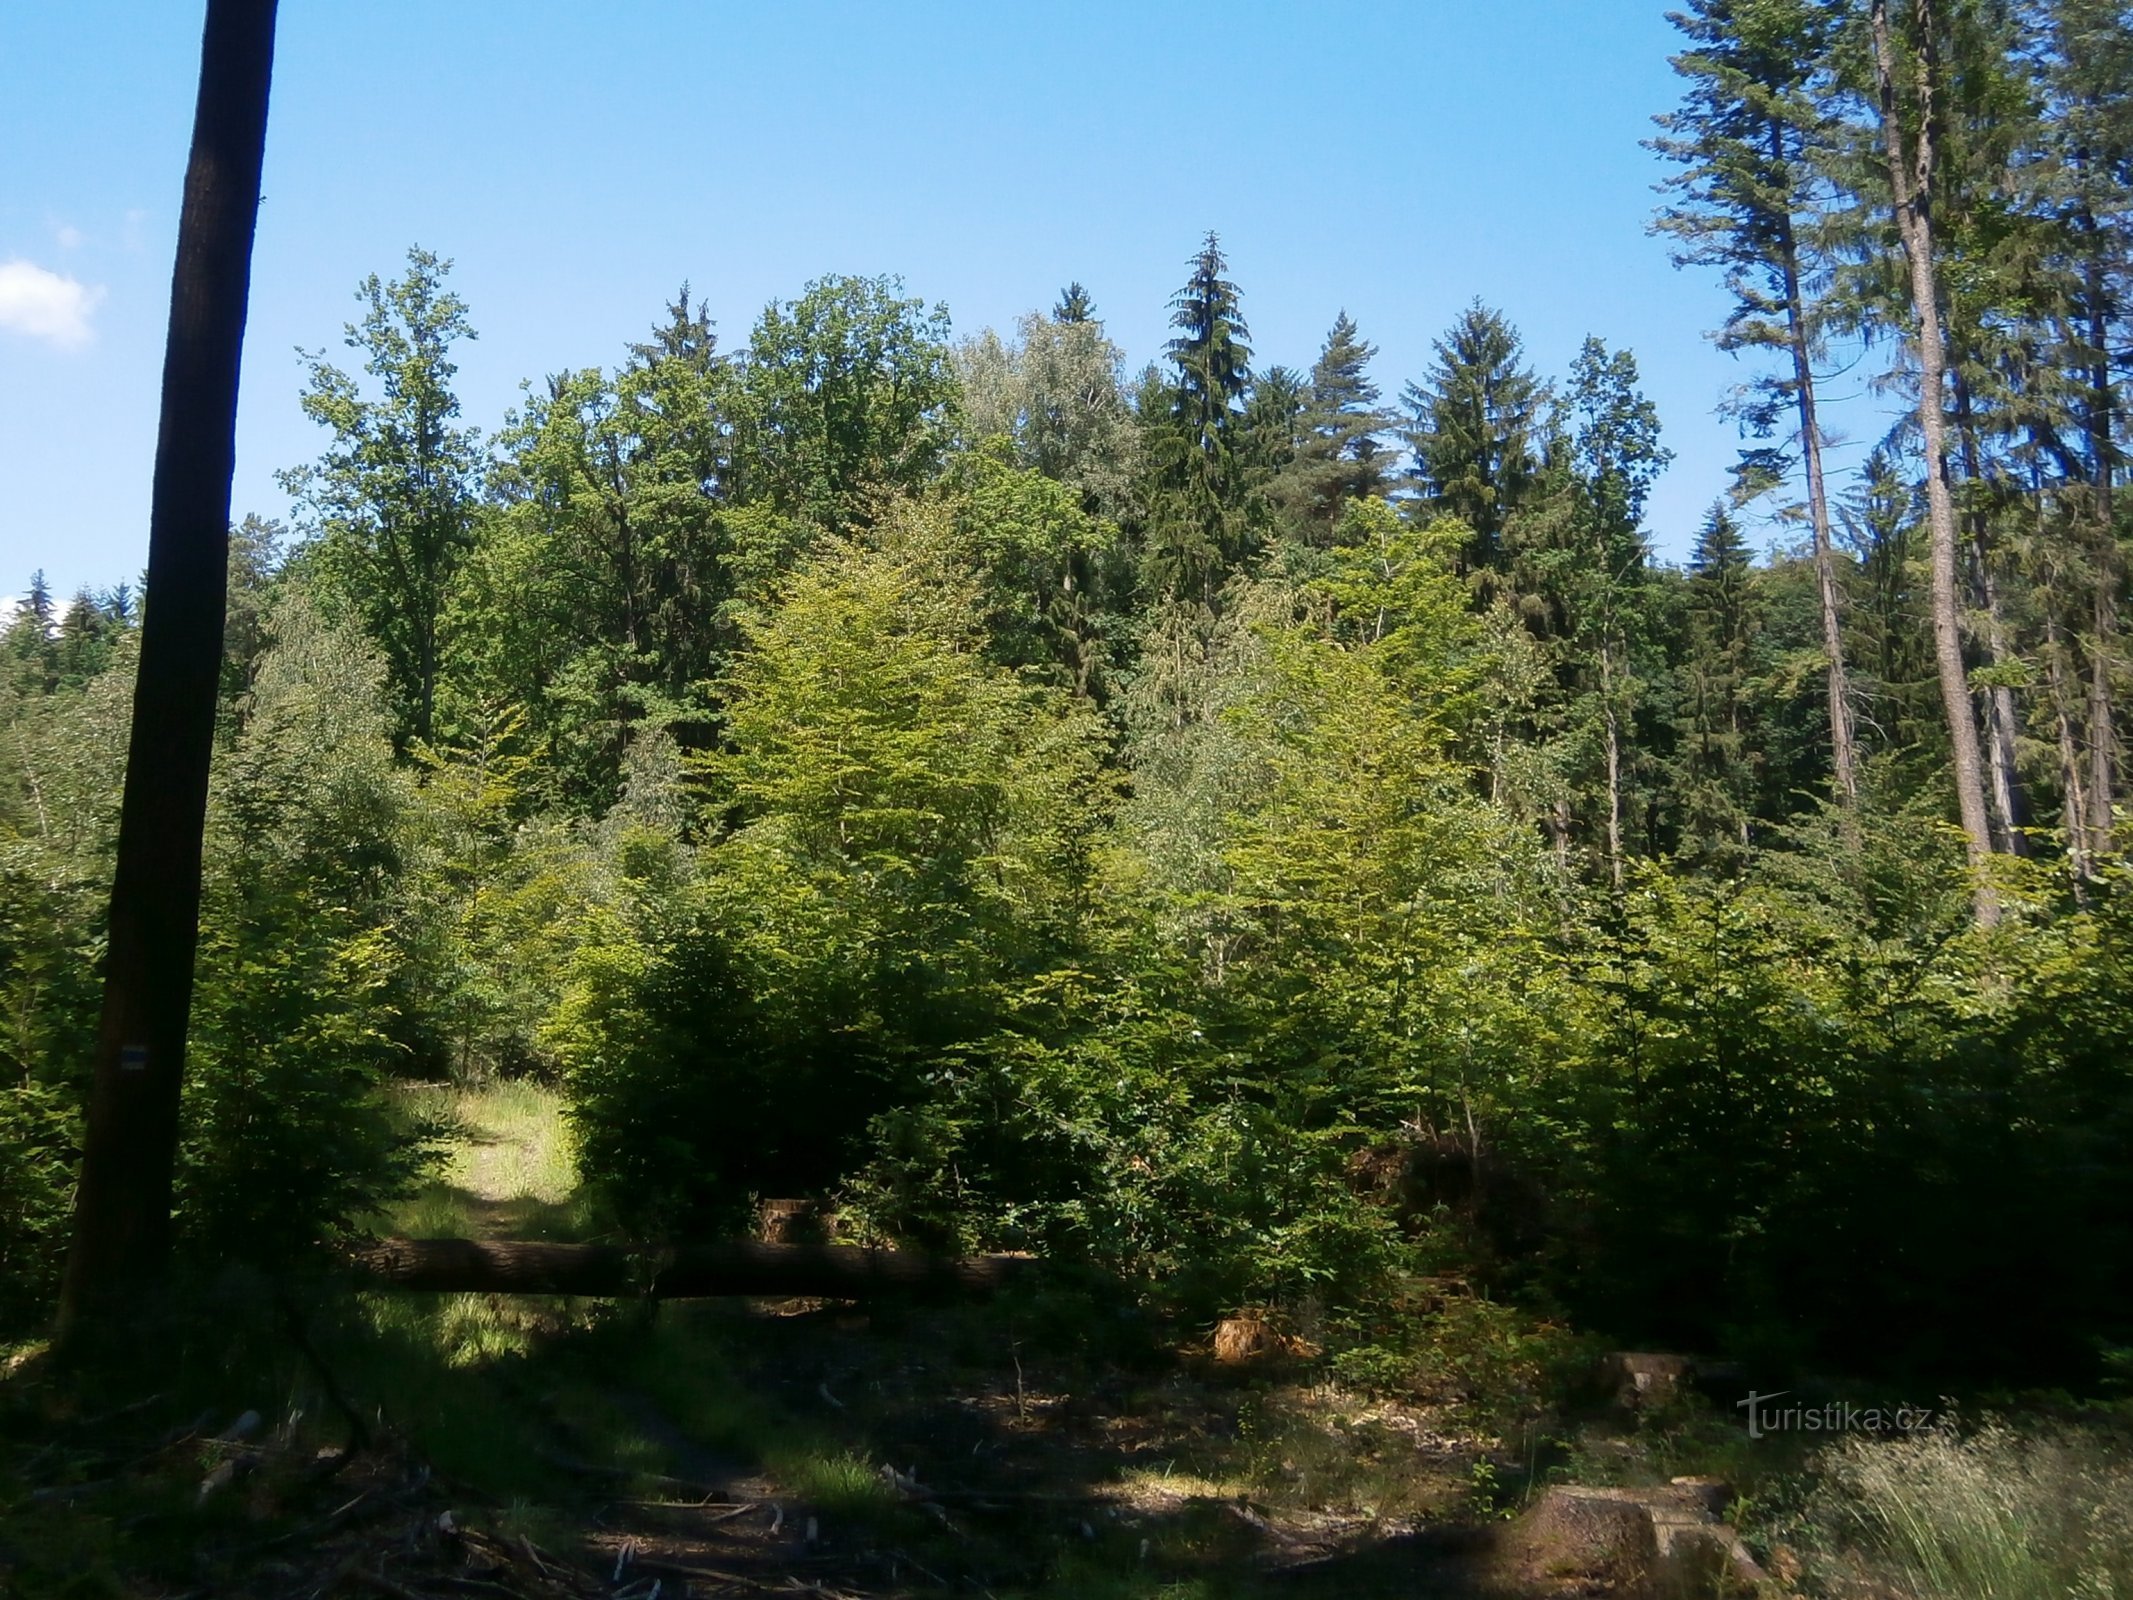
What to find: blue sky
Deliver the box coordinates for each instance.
[1,1,1896,601]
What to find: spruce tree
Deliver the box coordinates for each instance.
[6,573,56,695]
[2018,0,2124,861]
[1677,503,1761,872]
[1053,282,1096,324]
[1142,233,1254,605]
[1242,365,1307,483]
[1402,303,1542,568]
[1271,312,1389,542]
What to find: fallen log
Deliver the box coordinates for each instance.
[347,1237,1036,1299]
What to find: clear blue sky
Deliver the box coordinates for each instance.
[1,0,1892,601]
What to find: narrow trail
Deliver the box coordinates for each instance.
[351,1083,1527,1596]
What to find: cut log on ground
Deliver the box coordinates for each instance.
[347,1238,1037,1299]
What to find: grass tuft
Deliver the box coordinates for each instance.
[1811,1420,2133,1600]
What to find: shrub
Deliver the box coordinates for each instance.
[177,595,440,1262]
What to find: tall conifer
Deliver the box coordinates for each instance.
[1652,0,1861,804]
[1402,304,1542,568]
[1142,234,1254,604]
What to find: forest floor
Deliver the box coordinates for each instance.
[0,1085,1760,1599]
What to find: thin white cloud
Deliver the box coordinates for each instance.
[52,221,84,249]
[0,259,105,348]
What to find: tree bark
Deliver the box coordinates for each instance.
[57,0,279,1343]
[1871,0,2000,925]
[1776,172,1859,803]
[2045,605,2094,880]
[2091,568,2119,855]
[1951,374,2030,855]
[1976,561,2031,855]
[2080,177,2120,855]
[1603,655,1625,890]
[349,1238,1038,1300]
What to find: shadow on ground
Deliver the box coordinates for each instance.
[305,1286,1514,1599]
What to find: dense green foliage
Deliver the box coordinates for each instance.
[3,2,2130,1394]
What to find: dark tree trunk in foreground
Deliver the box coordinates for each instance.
[351,1238,1038,1300]
[58,0,279,1343]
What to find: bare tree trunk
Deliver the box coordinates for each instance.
[58,0,279,1344]
[1953,374,2030,855]
[2092,570,2119,854]
[2086,275,2119,854]
[1601,644,1624,888]
[1976,554,2031,854]
[350,1238,1037,1299]
[1605,708,1624,889]
[2045,606,2094,879]
[1872,0,1999,925]
[1777,192,1859,802]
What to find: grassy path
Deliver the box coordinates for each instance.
[392,1080,591,1240]
[346,1083,1508,1597]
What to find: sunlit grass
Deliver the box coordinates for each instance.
[386,1079,595,1240]
[1114,1466,1241,1501]
[401,1079,577,1203]
[1811,1421,2133,1600]
[772,1447,902,1517]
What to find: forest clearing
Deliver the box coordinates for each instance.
[6,0,2133,1593]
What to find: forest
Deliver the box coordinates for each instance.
[3,1,2132,1596]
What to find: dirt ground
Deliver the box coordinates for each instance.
[0,1087,1597,1598]
[3,1283,1551,1599]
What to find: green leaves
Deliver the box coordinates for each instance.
[180,592,435,1264]
[556,498,1115,1234]
[284,247,484,750]
[731,276,959,532]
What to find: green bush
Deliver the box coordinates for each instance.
[1540,858,2133,1382]
[177,595,441,1262]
